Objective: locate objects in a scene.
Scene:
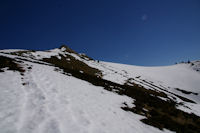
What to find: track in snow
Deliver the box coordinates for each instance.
[0,60,172,133]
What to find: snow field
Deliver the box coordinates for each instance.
[0,61,171,133]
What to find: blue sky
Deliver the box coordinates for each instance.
[0,0,200,66]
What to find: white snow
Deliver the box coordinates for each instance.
[177,102,200,116]
[74,59,200,116]
[0,49,28,52]
[0,71,24,133]
[8,47,198,116]
[0,58,172,133]
[60,47,66,52]
[99,62,200,100]
[1,48,199,132]
[30,49,61,60]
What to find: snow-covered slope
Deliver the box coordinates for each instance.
[0,46,200,133]
[0,60,173,133]
[97,61,200,115]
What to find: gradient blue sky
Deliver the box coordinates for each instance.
[0,0,200,66]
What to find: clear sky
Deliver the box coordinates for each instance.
[0,0,200,66]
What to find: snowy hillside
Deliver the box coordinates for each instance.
[0,45,200,133]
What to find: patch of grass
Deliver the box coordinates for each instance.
[42,54,102,77]
[176,88,198,95]
[0,56,25,73]
[120,84,200,132]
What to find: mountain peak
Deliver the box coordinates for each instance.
[59,44,76,53]
[59,44,69,49]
